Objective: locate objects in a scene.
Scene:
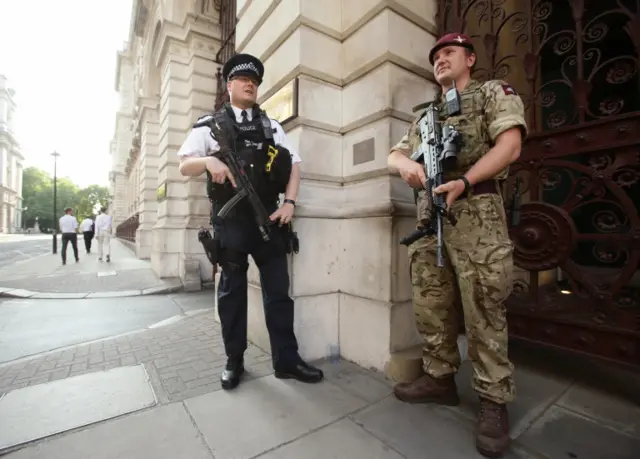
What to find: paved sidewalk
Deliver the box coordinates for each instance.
[0,238,182,298]
[0,304,638,458]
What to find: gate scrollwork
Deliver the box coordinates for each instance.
[438,0,640,367]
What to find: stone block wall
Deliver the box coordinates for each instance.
[232,0,440,371]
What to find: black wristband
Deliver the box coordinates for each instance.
[284,199,296,206]
[459,176,471,193]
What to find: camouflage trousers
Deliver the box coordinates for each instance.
[408,192,515,404]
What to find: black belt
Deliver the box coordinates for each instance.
[456,179,500,201]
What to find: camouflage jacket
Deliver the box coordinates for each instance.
[391,79,528,182]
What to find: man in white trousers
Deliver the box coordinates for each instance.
[95,207,113,262]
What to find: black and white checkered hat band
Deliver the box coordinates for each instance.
[229,62,259,78]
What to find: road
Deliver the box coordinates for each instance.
[0,235,54,269]
[0,291,213,364]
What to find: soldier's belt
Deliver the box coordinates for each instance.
[456,179,499,201]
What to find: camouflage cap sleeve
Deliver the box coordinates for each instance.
[483,80,528,142]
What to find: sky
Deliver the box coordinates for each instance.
[0,0,133,189]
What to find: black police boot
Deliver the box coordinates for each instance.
[221,356,244,390]
[275,360,324,383]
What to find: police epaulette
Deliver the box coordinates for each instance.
[193,114,214,128]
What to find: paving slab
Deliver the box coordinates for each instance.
[518,405,640,459]
[260,417,405,459]
[445,360,574,438]
[351,396,535,459]
[2,403,213,459]
[184,375,368,459]
[0,364,157,451]
[557,383,640,438]
[314,359,392,403]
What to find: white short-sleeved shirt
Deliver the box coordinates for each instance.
[177,105,301,164]
[80,218,93,232]
[59,214,78,233]
[95,214,113,235]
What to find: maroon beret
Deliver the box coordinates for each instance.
[429,33,475,65]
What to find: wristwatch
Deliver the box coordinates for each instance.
[284,199,296,206]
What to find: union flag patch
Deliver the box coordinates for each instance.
[502,85,517,95]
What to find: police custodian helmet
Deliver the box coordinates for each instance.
[222,53,265,85]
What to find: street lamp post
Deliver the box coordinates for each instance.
[52,151,60,254]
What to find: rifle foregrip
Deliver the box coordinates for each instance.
[400,228,430,246]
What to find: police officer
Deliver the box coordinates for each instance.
[177,53,323,390]
[387,34,527,457]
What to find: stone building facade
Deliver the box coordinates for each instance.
[110,0,640,374]
[109,0,221,280]
[0,75,25,233]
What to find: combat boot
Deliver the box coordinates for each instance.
[476,397,510,458]
[393,373,460,406]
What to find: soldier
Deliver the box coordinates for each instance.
[387,33,527,457]
[177,53,323,390]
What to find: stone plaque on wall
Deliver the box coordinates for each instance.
[261,78,299,125]
[353,138,375,165]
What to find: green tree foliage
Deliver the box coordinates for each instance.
[21,167,111,232]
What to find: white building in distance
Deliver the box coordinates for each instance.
[0,74,25,233]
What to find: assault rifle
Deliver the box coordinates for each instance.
[208,116,273,242]
[399,82,464,267]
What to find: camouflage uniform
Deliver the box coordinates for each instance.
[391,78,528,404]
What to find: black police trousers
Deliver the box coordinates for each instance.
[214,208,300,367]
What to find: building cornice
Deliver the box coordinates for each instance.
[0,130,23,159]
[115,0,140,91]
[115,49,133,91]
[152,13,221,69]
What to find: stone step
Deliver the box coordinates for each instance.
[384,335,470,383]
[384,344,423,383]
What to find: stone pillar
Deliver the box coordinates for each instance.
[135,99,160,259]
[150,16,220,284]
[111,49,134,229]
[234,0,439,372]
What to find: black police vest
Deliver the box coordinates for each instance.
[202,104,287,214]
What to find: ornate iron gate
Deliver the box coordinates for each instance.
[438,0,640,367]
